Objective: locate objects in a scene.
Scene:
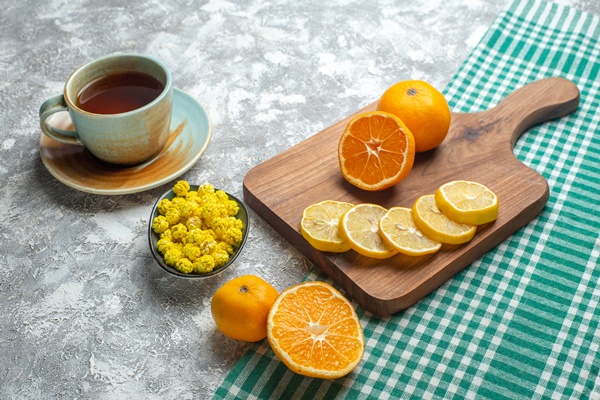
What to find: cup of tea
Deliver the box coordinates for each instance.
[39,53,173,165]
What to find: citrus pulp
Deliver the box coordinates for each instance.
[267,281,364,379]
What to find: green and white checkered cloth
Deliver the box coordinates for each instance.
[215,0,600,398]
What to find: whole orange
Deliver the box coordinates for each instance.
[211,275,279,342]
[377,80,451,152]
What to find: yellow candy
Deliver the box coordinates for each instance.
[152,180,244,274]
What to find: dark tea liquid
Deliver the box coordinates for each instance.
[77,71,164,114]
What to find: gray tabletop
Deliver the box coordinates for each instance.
[2,0,598,398]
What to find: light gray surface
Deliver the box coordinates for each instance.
[1,0,598,398]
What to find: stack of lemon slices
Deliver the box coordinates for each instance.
[300,180,498,257]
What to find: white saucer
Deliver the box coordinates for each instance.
[39,89,212,195]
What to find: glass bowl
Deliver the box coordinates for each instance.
[148,185,249,278]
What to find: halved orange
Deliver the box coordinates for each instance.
[338,111,415,191]
[267,281,364,379]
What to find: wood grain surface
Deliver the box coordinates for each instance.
[243,78,580,316]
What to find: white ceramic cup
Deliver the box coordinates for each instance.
[39,53,173,165]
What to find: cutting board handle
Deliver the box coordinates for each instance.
[491,77,580,147]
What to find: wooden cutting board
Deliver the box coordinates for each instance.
[243,78,580,317]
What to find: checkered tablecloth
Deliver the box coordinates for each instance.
[214,0,600,398]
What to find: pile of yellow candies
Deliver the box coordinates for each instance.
[152,180,244,274]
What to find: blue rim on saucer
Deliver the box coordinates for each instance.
[40,88,212,195]
[148,186,249,278]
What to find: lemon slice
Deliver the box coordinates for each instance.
[300,200,354,253]
[435,181,498,225]
[412,194,476,244]
[378,207,442,256]
[339,204,397,259]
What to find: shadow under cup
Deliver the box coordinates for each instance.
[63,54,173,166]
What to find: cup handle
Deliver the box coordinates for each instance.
[39,95,81,145]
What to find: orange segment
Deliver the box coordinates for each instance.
[338,111,415,191]
[267,281,364,379]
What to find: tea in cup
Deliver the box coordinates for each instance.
[39,53,173,165]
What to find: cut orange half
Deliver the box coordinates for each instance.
[338,111,415,191]
[267,281,365,379]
